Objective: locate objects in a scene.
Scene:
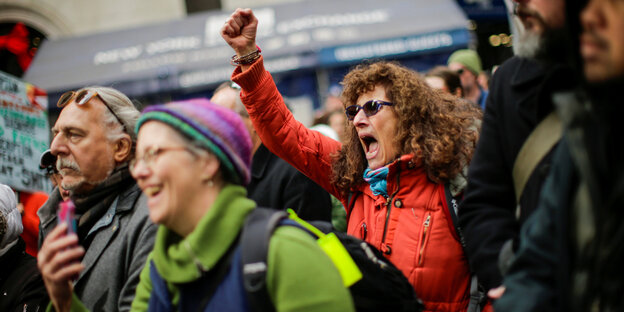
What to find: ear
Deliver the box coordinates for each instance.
[200,153,221,184]
[113,135,133,163]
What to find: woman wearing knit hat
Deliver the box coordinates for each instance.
[129,99,353,311]
[222,9,482,312]
[0,183,49,311]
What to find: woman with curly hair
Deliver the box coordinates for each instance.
[222,9,482,312]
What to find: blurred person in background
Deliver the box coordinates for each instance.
[222,8,482,311]
[0,183,49,312]
[459,0,576,299]
[425,65,464,98]
[36,86,156,312]
[447,49,489,109]
[19,149,71,258]
[211,81,333,222]
[129,99,353,311]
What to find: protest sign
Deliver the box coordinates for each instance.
[0,71,51,193]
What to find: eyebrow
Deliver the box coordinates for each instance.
[52,125,86,136]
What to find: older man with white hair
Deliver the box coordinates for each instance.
[36,87,156,312]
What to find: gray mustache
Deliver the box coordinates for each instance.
[56,158,81,173]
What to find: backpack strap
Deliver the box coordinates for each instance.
[241,208,362,312]
[512,111,562,205]
[240,208,289,312]
[443,183,465,248]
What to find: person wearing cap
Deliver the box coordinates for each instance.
[128,99,353,311]
[0,183,49,311]
[211,81,333,223]
[36,86,156,312]
[18,150,69,258]
[39,149,70,201]
[447,49,489,109]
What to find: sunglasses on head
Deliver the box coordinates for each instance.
[57,90,127,133]
[345,100,393,121]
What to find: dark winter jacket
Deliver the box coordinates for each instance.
[459,56,572,290]
[0,238,49,312]
[247,144,332,222]
[496,88,624,311]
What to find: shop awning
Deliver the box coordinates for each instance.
[23,0,470,98]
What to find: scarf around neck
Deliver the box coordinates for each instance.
[72,164,135,242]
[363,166,389,197]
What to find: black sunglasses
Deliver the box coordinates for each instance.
[58,90,127,133]
[345,100,393,121]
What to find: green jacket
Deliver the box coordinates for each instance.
[131,184,353,312]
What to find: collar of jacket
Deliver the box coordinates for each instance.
[510,57,547,88]
[151,184,256,283]
[361,154,423,199]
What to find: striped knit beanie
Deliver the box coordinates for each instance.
[136,98,252,185]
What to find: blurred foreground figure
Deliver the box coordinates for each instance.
[459,0,575,295]
[129,99,353,311]
[496,0,624,310]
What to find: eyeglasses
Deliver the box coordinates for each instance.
[57,90,127,133]
[129,146,191,173]
[345,100,393,121]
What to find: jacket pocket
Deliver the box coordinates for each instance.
[415,212,433,267]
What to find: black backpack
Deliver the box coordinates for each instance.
[241,207,424,312]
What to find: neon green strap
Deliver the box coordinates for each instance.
[286,209,362,287]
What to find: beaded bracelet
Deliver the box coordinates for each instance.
[230,45,262,66]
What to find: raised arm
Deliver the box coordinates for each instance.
[221,9,344,200]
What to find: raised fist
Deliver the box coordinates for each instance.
[221,8,258,57]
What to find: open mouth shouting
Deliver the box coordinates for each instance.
[360,133,379,161]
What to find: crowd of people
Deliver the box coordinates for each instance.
[0,0,622,311]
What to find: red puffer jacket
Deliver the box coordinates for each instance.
[233,58,471,312]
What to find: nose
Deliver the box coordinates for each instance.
[352,108,369,128]
[49,133,68,157]
[581,0,603,31]
[130,158,150,181]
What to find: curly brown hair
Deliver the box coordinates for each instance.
[330,61,482,196]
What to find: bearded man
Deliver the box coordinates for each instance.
[458,0,577,294]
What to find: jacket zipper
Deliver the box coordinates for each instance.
[380,194,394,253]
[418,213,432,266]
[380,165,401,254]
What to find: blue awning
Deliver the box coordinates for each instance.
[23,0,470,99]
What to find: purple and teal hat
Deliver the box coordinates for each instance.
[136,98,252,185]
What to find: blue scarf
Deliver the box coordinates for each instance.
[363,166,389,197]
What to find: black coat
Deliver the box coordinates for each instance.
[247,144,332,222]
[497,87,624,311]
[459,56,573,290]
[0,238,49,312]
